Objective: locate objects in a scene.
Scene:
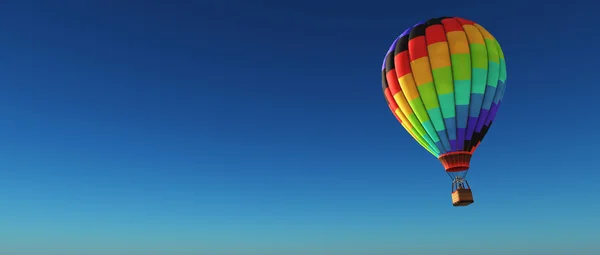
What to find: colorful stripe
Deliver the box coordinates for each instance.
[382,17,507,157]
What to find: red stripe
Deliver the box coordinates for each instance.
[385,70,402,95]
[442,18,464,32]
[394,51,411,78]
[384,88,400,110]
[425,25,447,45]
[408,36,428,61]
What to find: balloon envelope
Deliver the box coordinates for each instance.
[381,17,506,172]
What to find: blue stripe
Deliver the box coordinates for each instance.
[456,105,469,129]
[434,141,447,154]
[493,81,506,104]
[436,130,452,152]
[444,118,457,140]
[481,85,497,110]
[469,93,484,117]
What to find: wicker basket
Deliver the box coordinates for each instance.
[452,189,474,206]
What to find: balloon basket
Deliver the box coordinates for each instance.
[452,188,474,206]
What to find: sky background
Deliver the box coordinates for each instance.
[0,0,598,255]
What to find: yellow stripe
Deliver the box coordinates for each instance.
[462,25,485,45]
[446,31,470,54]
[395,109,413,129]
[398,74,420,100]
[410,57,434,86]
[428,42,451,70]
[393,92,414,115]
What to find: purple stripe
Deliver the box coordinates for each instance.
[457,128,466,150]
[475,108,490,132]
[485,103,500,125]
[449,139,458,152]
[466,117,478,140]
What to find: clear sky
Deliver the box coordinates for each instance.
[0,1,598,255]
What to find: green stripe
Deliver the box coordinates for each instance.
[407,113,437,152]
[454,80,471,105]
[496,40,505,60]
[422,135,440,154]
[417,83,440,110]
[408,114,428,138]
[499,58,507,82]
[450,54,471,80]
[406,115,440,154]
[406,99,441,145]
[484,38,499,63]
[470,44,488,69]
[432,66,453,94]
[421,121,440,142]
[487,62,500,87]
[497,39,507,82]
[426,108,446,132]
[409,127,428,147]
[438,92,456,118]
[472,68,487,94]
[408,98,430,122]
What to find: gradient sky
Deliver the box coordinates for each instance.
[0,1,599,255]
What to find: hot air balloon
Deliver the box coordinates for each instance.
[381,17,506,206]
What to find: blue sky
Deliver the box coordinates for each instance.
[0,0,598,255]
